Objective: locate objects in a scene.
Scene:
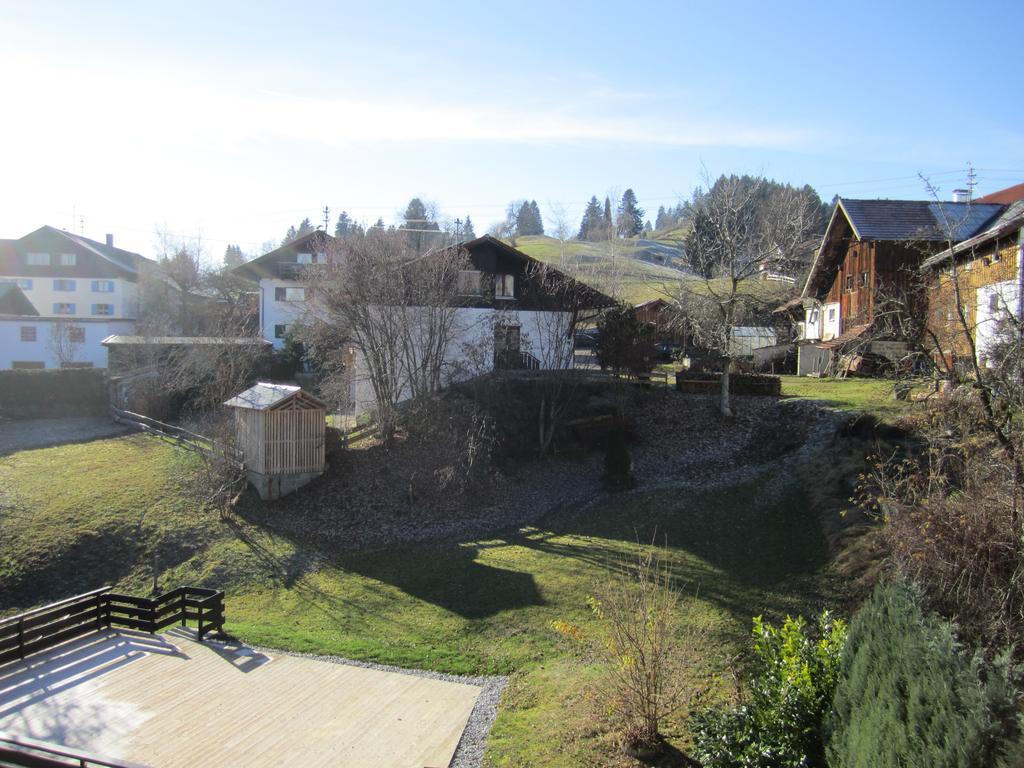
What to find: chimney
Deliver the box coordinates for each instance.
[105,233,114,247]
[952,189,971,203]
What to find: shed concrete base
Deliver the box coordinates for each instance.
[248,470,321,500]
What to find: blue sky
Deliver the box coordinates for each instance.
[2,0,1023,261]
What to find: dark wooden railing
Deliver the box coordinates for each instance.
[0,731,150,768]
[0,586,225,666]
[109,406,242,468]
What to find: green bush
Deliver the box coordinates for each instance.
[827,581,1021,768]
[0,368,108,419]
[594,304,656,374]
[691,611,847,768]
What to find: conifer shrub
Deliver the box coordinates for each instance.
[603,424,635,491]
[827,581,1021,768]
[690,611,847,768]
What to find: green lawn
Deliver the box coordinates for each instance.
[778,375,917,420]
[1,434,840,766]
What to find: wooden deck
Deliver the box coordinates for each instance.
[0,628,481,767]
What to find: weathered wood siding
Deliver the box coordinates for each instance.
[234,406,324,475]
[925,237,1020,361]
[823,241,925,333]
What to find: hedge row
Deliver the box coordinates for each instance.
[0,368,108,419]
[675,371,782,396]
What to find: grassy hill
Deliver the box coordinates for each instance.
[513,233,797,307]
[515,234,689,304]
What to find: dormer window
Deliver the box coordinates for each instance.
[496,274,515,299]
[296,252,323,265]
[58,253,77,266]
[25,253,50,266]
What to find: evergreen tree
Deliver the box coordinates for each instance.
[828,582,1021,768]
[334,211,352,237]
[515,199,544,236]
[577,196,603,240]
[296,218,314,237]
[617,188,645,237]
[461,215,475,240]
[399,197,440,252]
[655,205,668,230]
[602,196,613,237]
[281,225,298,246]
[223,244,245,268]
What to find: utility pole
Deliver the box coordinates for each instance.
[323,206,330,232]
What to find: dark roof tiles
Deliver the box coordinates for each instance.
[840,199,1004,242]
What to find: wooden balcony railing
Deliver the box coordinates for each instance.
[0,586,226,666]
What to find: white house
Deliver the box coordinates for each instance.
[0,227,149,369]
[236,233,614,416]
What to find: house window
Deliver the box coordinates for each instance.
[25,253,50,266]
[66,326,85,343]
[53,279,76,291]
[457,270,483,296]
[12,361,45,369]
[808,309,819,324]
[57,253,77,266]
[990,293,1001,311]
[496,273,515,299]
[53,302,76,314]
[275,286,306,302]
[860,272,869,287]
[828,307,836,321]
[992,250,1002,264]
[2,278,32,290]
[92,303,114,316]
[91,280,115,293]
[296,252,314,264]
[845,275,854,292]
[20,326,36,342]
[274,324,289,339]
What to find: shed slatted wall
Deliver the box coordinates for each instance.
[234,406,324,475]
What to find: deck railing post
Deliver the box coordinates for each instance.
[180,590,187,627]
[17,617,24,660]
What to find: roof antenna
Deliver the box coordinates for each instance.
[80,216,84,235]
[966,163,977,200]
[323,206,330,232]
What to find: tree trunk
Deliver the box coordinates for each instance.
[719,365,733,417]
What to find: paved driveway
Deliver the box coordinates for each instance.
[0,417,130,455]
[0,628,481,768]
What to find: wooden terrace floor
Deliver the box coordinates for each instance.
[0,628,481,767]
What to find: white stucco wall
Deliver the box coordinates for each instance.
[0,318,135,369]
[0,276,137,320]
[259,277,309,348]
[801,306,821,341]
[975,279,1020,364]
[822,302,841,340]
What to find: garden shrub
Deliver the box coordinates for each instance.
[827,581,1021,768]
[691,611,846,768]
[603,424,635,491]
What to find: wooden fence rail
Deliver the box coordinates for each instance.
[110,406,242,468]
[0,587,225,666]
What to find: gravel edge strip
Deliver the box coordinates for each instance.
[204,636,507,768]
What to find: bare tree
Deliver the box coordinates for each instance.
[548,201,574,268]
[47,320,83,367]
[299,230,469,444]
[666,173,818,416]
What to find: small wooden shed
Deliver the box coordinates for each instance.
[224,383,326,500]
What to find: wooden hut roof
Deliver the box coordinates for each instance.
[223,383,326,411]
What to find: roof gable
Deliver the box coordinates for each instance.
[0,283,39,316]
[975,183,1024,205]
[223,382,326,411]
[234,231,336,281]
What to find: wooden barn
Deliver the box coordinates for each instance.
[796,197,1005,375]
[224,382,326,500]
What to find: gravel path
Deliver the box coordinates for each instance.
[0,417,130,456]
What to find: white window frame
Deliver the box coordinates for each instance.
[58,253,77,266]
[25,252,50,266]
[53,279,76,291]
[275,286,306,302]
[91,280,115,293]
[53,302,76,315]
[92,303,114,316]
